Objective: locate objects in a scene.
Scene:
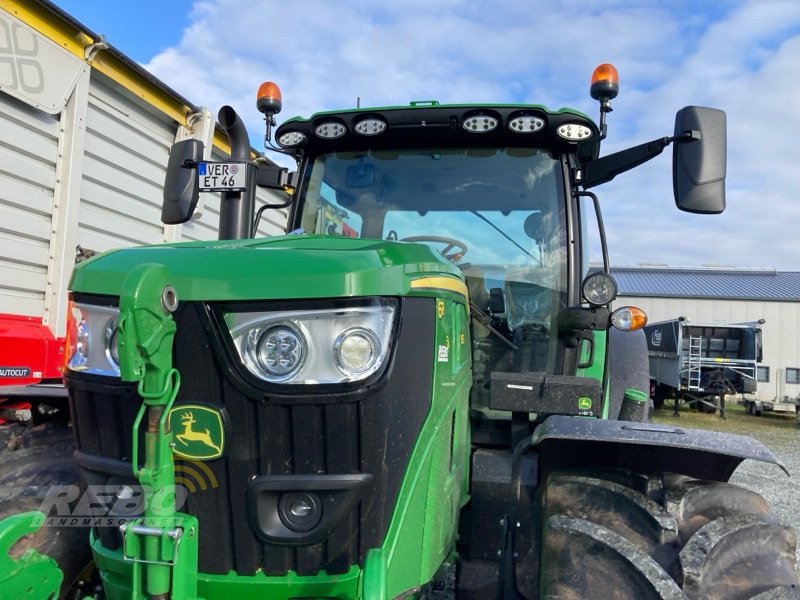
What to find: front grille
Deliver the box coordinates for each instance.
[68,296,433,576]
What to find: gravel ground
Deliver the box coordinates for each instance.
[652,402,800,562]
[728,423,800,533]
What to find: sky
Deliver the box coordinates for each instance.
[53,0,800,270]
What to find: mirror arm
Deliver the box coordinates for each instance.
[671,129,701,144]
[583,136,672,188]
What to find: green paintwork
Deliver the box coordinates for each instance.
[93,531,360,600]
[576,330,609,417]
[362,549,388,600]
[76,244,470,599]
[115,514,200,600]
[116,263,197,598]
[0,512,62,600]
[366,296,471,598]
[70,235,463,303]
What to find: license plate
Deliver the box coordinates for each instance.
[197,161,247,191]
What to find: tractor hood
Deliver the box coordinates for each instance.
[69,235,467,302]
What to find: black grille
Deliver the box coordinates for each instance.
[68,296,433,576]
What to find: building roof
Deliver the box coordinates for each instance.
[610,266,800,302]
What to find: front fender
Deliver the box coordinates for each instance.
[531,415,786,482]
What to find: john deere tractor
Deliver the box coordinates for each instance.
[2,65,797,599]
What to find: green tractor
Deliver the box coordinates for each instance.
[2,65,797,599]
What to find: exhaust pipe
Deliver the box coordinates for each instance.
[217,106,255,240]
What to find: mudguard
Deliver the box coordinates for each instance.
[531,415,786,482]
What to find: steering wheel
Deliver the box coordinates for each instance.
[402,235,468,262]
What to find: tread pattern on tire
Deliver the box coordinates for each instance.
[541,468,799,600]
[0,424,91,596]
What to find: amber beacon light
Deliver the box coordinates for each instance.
[590,63,619,138]
[256,81,282,115]
[590,63,619,102]
[256,81,283,146]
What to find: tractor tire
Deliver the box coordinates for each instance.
[0,423,93,598]
[540,468,799,599]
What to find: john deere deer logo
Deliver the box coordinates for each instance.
[168,405,225,460]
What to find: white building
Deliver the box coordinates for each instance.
[612,266,800,403]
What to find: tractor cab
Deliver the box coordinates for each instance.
[267,93,626,430]
[290,142,571,411]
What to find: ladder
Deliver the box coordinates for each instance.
[688,336,703,390]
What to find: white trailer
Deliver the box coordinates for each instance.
[0,0,288,421]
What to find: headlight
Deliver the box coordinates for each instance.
[67,302,121,376]
[226,299,396,385]
[244,324,307,381]
[334,328,380,374]
[582,272,617,306]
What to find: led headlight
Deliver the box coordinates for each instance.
[277,130,307,147]
[582,272,618,306]
[226,300,395,385]
[334,328,379,375]
[463,114,499,133]
[314,121,346,139]
[557,122,593,141]
[243,324,306,381]
[508,115,545,133]
[354,118,386,136]
[68,303,121,376]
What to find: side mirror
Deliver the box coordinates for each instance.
[162,139,203,224]
[673,106,726,214]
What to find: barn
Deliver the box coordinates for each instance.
[612,265,800,407]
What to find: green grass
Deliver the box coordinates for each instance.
[651,400,798,436]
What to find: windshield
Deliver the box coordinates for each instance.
[297,147,568,396]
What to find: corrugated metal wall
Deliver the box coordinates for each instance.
[0,66,288,321]
[78,73,171,251]
[78,72,288,253]
[621,295,800,402]
[0,92,59,317]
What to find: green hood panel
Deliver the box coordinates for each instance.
[70,235,466,302]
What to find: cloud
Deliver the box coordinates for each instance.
[144,0,800,269]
